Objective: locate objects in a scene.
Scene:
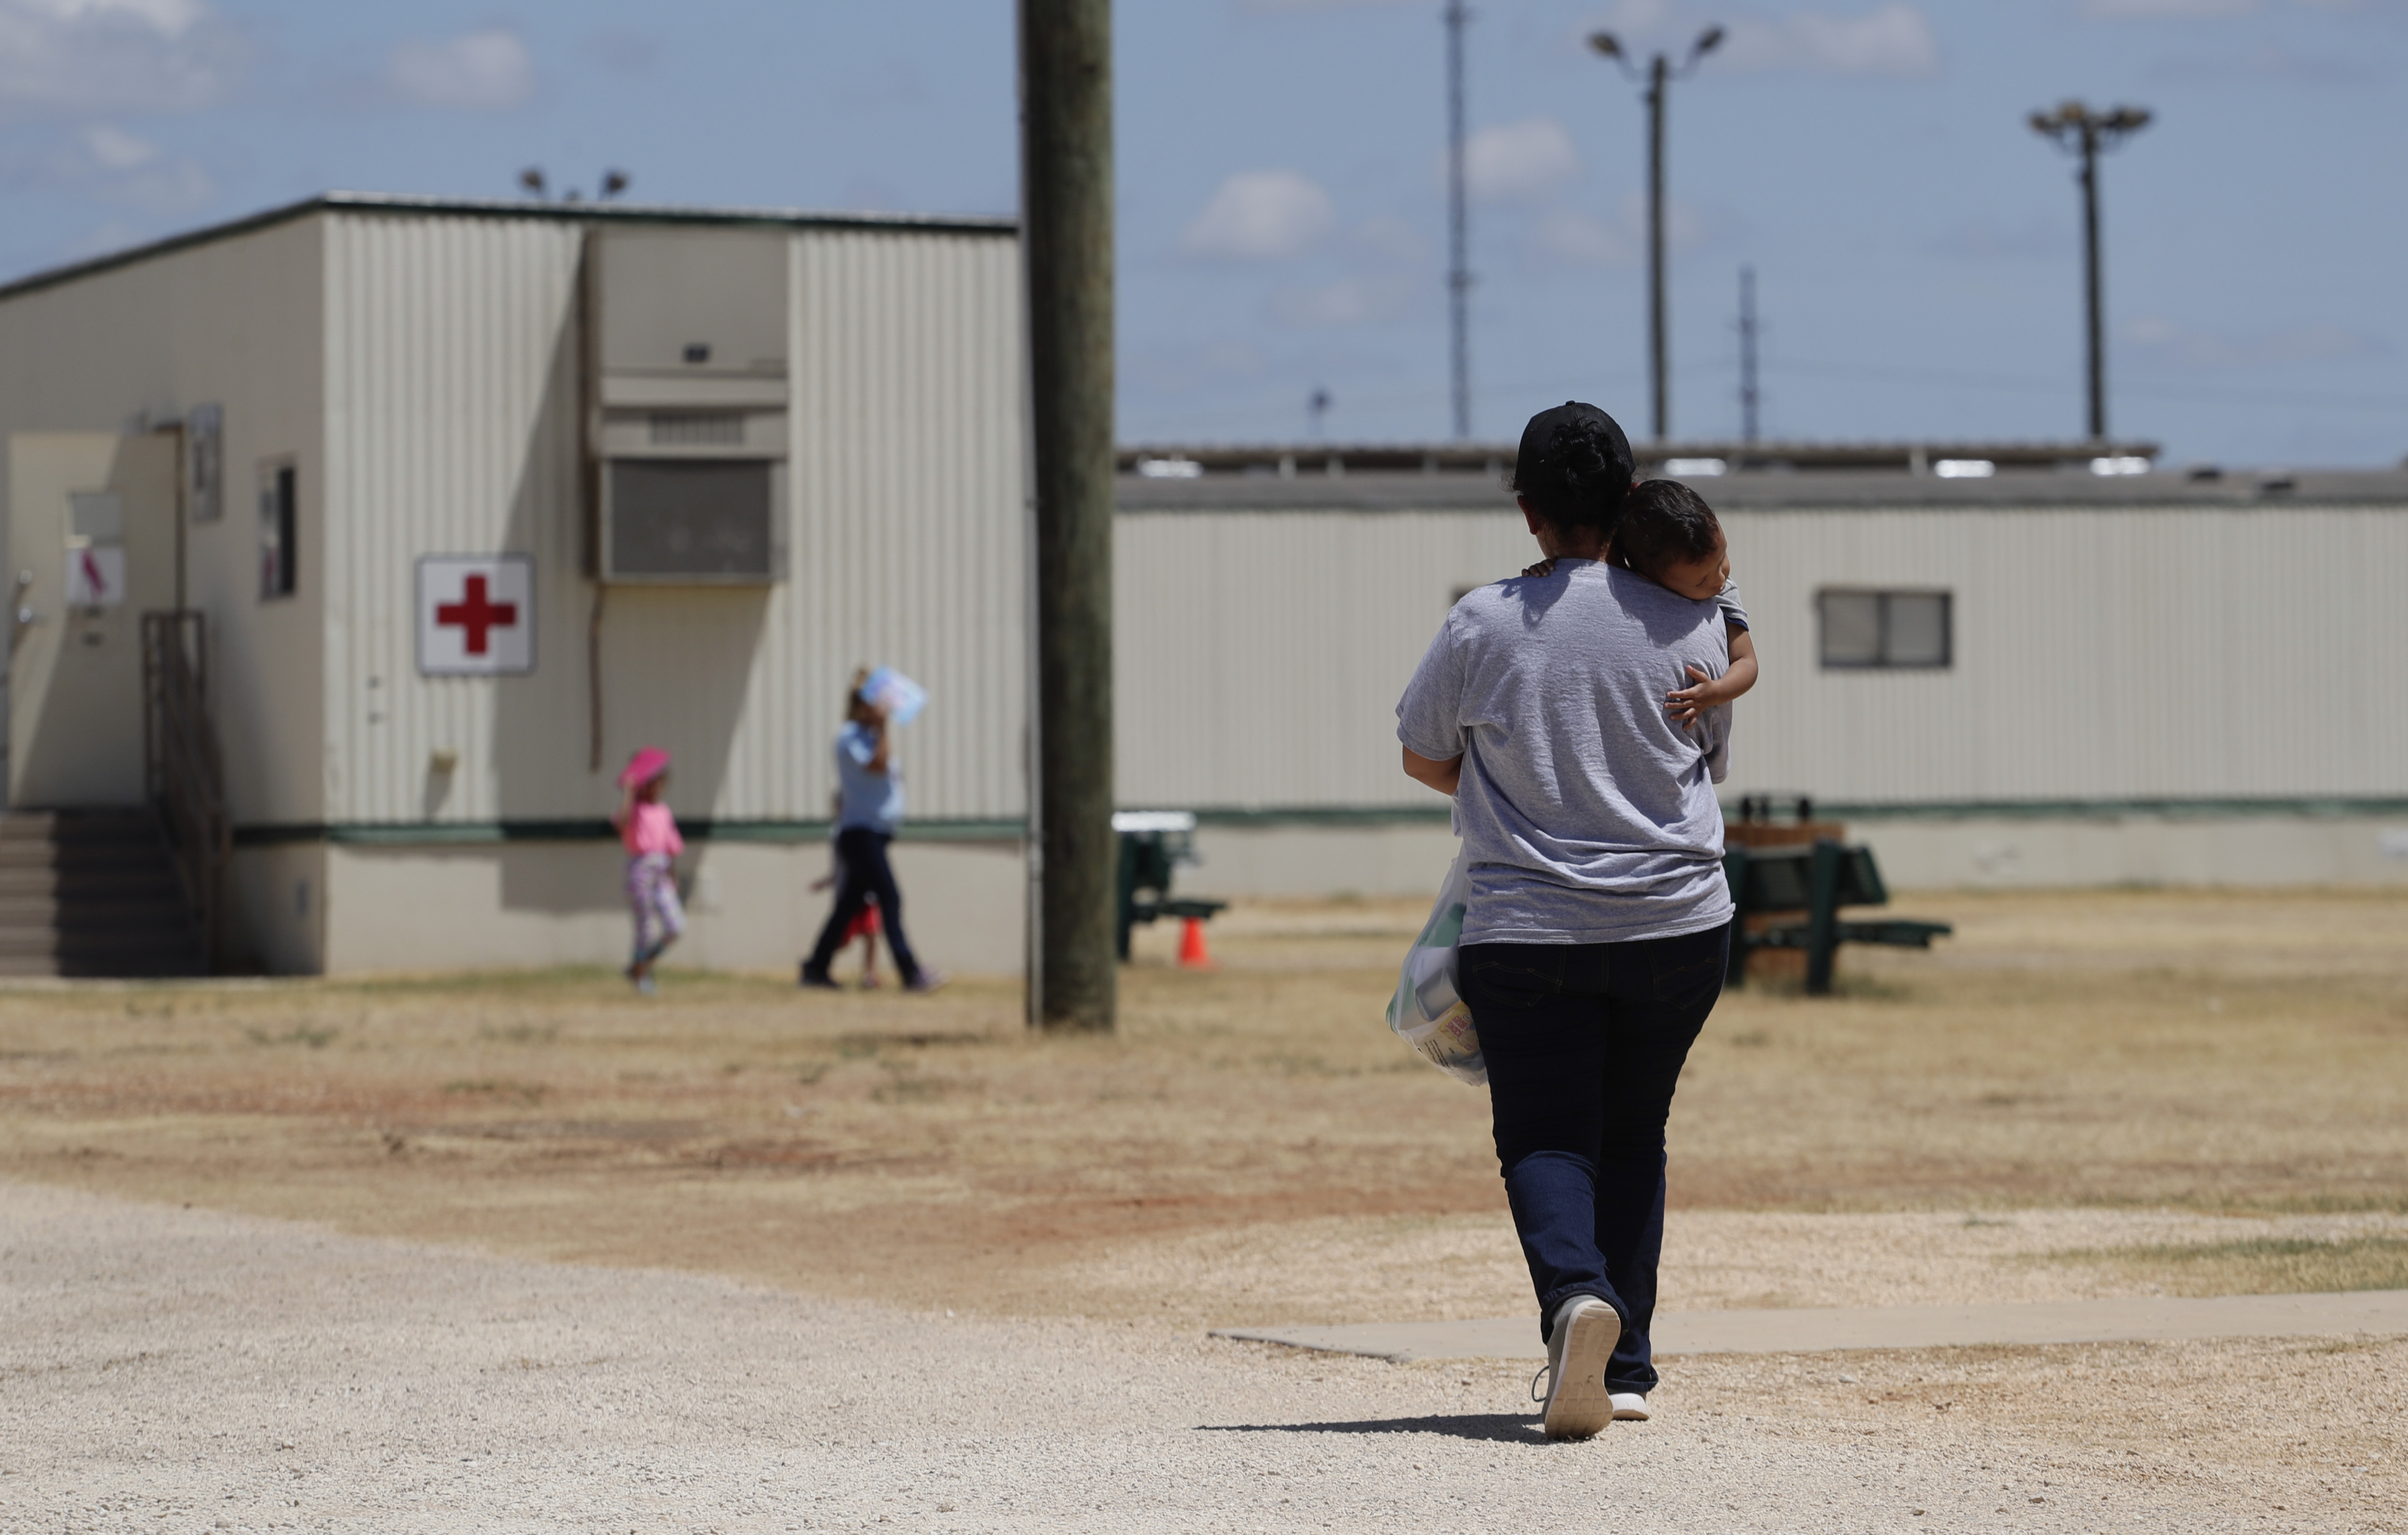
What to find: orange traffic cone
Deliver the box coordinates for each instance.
[1177,916,1213,969]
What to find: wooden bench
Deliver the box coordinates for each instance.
[1112,811,1229,961]
[1723,839,1952,995]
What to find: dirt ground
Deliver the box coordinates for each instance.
[3,887,2405,1522]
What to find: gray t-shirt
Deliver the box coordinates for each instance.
[1395,559,1733,946]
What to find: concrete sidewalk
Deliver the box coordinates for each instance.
[1212,1289,2408,1363]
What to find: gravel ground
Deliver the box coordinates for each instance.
[3,1181,2380,1534]
[1055,1207,2408,1325]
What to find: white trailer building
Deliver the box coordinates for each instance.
[1112,446,2408,896]
[0,194,1029,976]
[5,192,2400,979]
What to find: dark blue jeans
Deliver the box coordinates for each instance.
[805,828,923,985]
[1459,922,1729,1395]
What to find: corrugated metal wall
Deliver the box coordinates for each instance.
[1115,502,2408,808]
[779,227,1026,822]
[323,212,586,824]
[1115,508,1531,808]
[323,214,1025,826]
[0,215,327,825]
[1723,504,2408,804]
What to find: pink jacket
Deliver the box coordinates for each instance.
[621,800,683,858]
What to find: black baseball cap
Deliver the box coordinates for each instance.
[1514,401,1635,494]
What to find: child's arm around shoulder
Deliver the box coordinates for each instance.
[1666,606,1759,728]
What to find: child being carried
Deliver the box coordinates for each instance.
[1523,476,1757,730]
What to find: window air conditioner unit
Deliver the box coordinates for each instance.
[587,227,790,585]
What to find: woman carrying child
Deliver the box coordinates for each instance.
[1394,402,1743,1439]
[612,746,685,996]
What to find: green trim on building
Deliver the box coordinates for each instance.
[229,796,2408,851]
[1181,797,2408,828]
[1808,796,2408,822]
[1188,805,1455,829]
[233,817,1026,849]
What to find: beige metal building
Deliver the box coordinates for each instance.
[1113,452,2408,896]
[0,194,1029,975]
[5,193,2400,979]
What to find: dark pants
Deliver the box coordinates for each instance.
[1458,922,1729,1395]
[805,828,923,985]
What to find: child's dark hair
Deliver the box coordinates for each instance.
[1509,415,1631,532]
[1612,479,1723,578]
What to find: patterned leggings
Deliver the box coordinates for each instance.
[626,853,686,962]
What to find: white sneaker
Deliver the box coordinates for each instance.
[1610,1392,1650,1421]
[1535,1295,1619,1440]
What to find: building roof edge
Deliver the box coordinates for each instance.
[0,193,1017,305]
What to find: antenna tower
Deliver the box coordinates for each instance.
[1444,1,1471,439]
[1737,265,1760,445]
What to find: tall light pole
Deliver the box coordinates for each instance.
[1590,24,1722,442]
[1443,0,1471,440]
[2029,100,2150,442]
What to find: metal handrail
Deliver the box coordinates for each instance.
[140,611,228,969]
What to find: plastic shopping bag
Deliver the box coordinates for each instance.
[1385,848,1485,1085]
[860,666,927,726]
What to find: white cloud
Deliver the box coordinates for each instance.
[1181,170,1335,260]
[388,28,534,112]
[31,0,203,35]
[0,120,213,212]
[1453,117,1581,204]
[1269,274,1413,328]
[1535,207,1635,267]
[2125,315,2389,368]
[1717,4,1940,76]
[1349,214,1425,264]
[2084,0,2389,15]
[81,121,153,169]
[2085,0,2257,15]
[1531,193,1706,268]
[0,0,233,116]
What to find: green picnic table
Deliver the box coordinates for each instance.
[1722,839,1952,995]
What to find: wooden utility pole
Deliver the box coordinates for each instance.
[1021,0,1117,1032]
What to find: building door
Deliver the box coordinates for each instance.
[6,432,179,808]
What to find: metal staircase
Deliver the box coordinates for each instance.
[0,610,226,978]
[0,809,207,976]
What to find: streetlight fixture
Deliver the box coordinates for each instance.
[2029,100,2151,441]
[1589,23,1723,442]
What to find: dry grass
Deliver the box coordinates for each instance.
[2048,1235,2408,1298]
[10,885,2406,1528]
[0,886,2403,1329]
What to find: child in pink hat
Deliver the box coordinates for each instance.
[612,747,684,994]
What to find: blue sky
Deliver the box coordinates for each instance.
[2,0,2403,465]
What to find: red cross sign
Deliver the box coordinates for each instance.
[417,555,535,676]
[436,576,517,654]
